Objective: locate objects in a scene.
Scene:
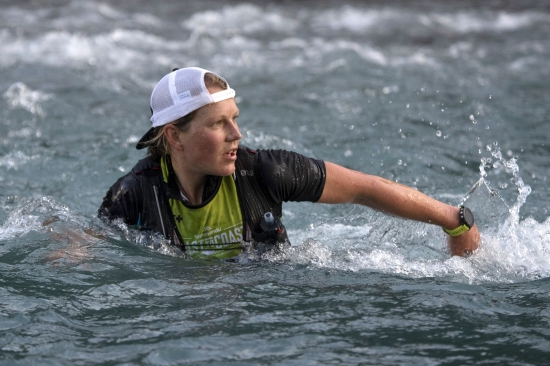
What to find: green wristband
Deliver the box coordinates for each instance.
[443,224,471,237]
[443,206,474,237]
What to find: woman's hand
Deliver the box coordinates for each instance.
[447,224,481,257]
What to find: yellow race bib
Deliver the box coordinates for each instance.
[161,156,244,260]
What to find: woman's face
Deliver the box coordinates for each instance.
[175,86,242,178]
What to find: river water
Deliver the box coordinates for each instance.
[1,0,550,364]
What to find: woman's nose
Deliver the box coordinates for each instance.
[228,122,242,141]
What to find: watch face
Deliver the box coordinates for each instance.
[463,207,475,228]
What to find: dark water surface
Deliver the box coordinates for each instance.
[1,0,550,364]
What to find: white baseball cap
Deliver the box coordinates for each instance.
[136,67,235,149]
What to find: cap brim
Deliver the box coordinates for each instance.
[136,127,156,150]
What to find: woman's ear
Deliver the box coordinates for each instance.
[163,124,184,152]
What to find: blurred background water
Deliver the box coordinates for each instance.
[1,0,550,364]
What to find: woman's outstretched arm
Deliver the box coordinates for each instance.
[318,162,480,256]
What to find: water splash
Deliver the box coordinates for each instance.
[0,196,182,262]
[269,143,549,284]
[107,218,184,258]
[0,197,97,265]
[470,144,550,282]
[0,196,73,241]
[479,142,532,220]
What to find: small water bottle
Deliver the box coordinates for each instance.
[261,212,280,232]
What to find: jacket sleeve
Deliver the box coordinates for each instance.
[98,172,141,226]
[255,149,327,204]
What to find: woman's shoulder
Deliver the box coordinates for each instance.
[131,156,161,174]
[107,156,161,193]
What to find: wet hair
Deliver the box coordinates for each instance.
[146,72,229,160]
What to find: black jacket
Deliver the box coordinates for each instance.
[98,146,326,252]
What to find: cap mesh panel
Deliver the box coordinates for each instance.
[175,69,203,97]
[151,76,173,113]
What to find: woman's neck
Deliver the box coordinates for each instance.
[169,155,206,205]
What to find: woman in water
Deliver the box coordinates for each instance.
[99,67,480,260]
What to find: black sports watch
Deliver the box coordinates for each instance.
[443,206,475,237]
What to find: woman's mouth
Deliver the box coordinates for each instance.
[223,149,237,160]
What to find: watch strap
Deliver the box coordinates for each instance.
[443,224,471,237]
[443,206,473,237]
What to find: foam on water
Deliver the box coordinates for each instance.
[3,82,52,116]
[0,196,182,261]
[267,146,550,284]
[0,151,41,171]
[182,4,299,37]
[311,6,550,34]
[429,11,550,34]
[2,3,547,79]
[0,140,547,284]
[0,197,88,242]
[0,1,548,284]
[1,2,550,363]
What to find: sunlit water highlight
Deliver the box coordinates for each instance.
[1,0,550,364]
